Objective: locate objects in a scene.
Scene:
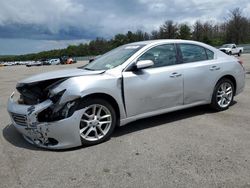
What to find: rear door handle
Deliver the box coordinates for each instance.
[210,66,220,71]
[170,72,182,78]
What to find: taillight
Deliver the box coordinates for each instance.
[238,60,245,70]
[238,60,243,65]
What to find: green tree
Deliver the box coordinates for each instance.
[226,8,249,44]
[192,21,203,41]
[159,20,178,39]
[113,34,128,47]
[150,30,160,39]
[178,24,191,39]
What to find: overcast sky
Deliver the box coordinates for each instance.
[0,0,249,55]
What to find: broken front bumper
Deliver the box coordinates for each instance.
[7,92,83,149]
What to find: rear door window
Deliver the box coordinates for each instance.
[179,44,208,63]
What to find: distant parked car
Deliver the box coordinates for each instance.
[219,44,243,56]
[7,40,245,149]
[66,58,76,64]
[60,56,68,64]
[48,58,61,65]
[60,56,76,64]
[26,61,42,67]
[39,59,50,65]
[3,62,14,66]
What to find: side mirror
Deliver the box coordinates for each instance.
[136,60,154,69]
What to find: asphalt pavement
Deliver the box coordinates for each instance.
[0,55,250,188]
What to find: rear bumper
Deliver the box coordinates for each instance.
[7,92,83,149]
[235,69,246,96]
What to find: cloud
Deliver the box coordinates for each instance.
[0,0,249,54]
[0,0,249,40]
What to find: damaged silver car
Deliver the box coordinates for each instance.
[7,40,245,149]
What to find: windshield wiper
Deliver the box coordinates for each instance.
[77,66,96,71]
[84,67,95,71]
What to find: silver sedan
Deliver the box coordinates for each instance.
[7,40,245,149]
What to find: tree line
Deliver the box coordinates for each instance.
[1,8,250,62]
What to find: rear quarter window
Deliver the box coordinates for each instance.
[206,49,214,60]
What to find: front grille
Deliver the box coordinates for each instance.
[11,113,27,126]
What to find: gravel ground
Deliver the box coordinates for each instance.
[0,55,250,188]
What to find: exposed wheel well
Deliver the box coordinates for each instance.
[217,75,237,95]
[80,93,120,126]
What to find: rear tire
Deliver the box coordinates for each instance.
[79,98,116,146]
[210,78,234,111]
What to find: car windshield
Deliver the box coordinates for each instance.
[222,44,232,48]
[83,44,145,70]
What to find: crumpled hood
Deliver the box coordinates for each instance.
[19,68,105,84]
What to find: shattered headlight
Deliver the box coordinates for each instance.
[60,101,76,118]
[49,89,66,103]
[46,78,68,104]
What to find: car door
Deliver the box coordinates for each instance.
[232,44,237,54]
[122,44,184,117]
[177,43,221,104]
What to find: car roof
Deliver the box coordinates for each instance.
[127,39,210,46]
[127,39,219,52]
[127,39,179,45]
[115,39,230,71]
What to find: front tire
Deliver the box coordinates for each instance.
[79,98,116,146]
[210,79,234,111]
[238,51,242,57]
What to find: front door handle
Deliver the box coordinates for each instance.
[170,72,182,78]
[210,66,220,71]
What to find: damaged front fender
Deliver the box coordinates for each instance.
[7,92,83,148]
[8,92,54,145]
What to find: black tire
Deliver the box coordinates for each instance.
[238,51,241,57]
[79,98,116,146]
[210,78,234,111]
[228,51,232,55]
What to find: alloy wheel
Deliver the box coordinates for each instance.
[216,82,233,108]
[80,104,112,141]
